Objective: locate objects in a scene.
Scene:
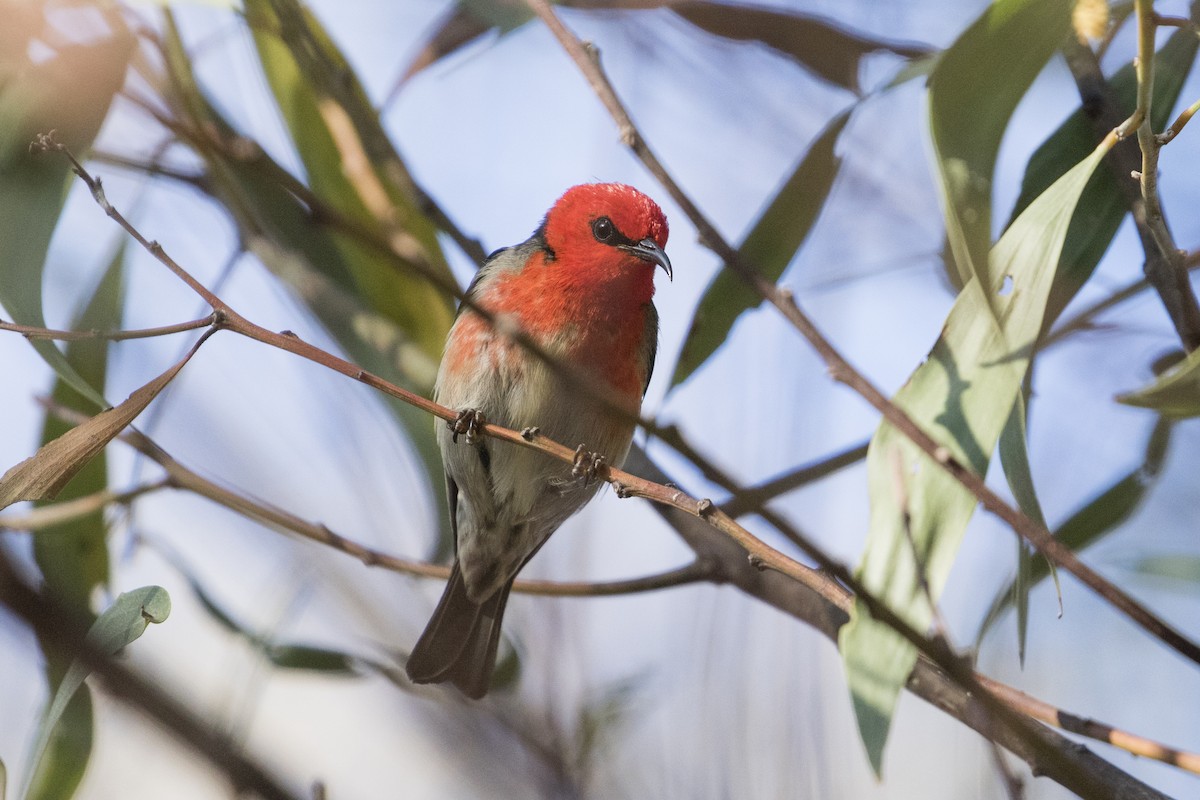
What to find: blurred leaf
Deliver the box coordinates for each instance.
[930,0,1070,292]
[839,140,1110,775]
[997,396,1050,666]
[671,107,852,386]
[160,12,450,537]
[0,21,133,408]
[489,645,521,692]
[23,691,90,800]
[1009,22,1199,328]
[34,244,124,611]
[1118,344,1200,416]
[24,245,125,800]
[266,644,358,674]
[246,0,455,359]
[669,2,931,94]
[1129,555,1200,584]
[398,5,499,85]
[977,417,1173,642]
[23,587,170,800]
[399,2,930,93]
[0,341,200,511]
[161,541,360,675]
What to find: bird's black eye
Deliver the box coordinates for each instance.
[591,216,616,243]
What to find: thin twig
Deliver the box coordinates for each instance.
[0,480,169,531]
[0,314,215,342]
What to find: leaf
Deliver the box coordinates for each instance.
[245,0,456,362]
[34,244,125,610]
[1009,23,1199,328]
[671,107,852,386]
[1129,555,1200,584]
[160,10,452,540]
[669,2,931,94]
[977,417,1173,642]
[397,5,499,85]
[929,0,1071,292]
[23,587,170,800]
[997,396,1049,666]
[839,140,1110,775]
[1118,345,1200,416]
[266,645,358,674]
[0,339,201,511]
[0,21,134,408]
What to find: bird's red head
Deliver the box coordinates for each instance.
[541,183,672,282]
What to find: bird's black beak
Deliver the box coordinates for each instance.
[620,238,673,281]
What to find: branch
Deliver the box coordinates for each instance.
[0,314,216,342]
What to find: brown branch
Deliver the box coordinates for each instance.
[0,480,168,531]
[0,314,216,342]
[1079,2,1200,350]
[523,0,1200,673]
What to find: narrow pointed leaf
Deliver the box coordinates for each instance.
[671,107,852,386]
[977,417,1173,642]
[840,140,1110,775]
[0,340,201,510]
[160,12,450,536]
[1009,23,1199,327]
[669,2,931,94]
[930,0,1071,291]
[997,396,1048,665]
[1118,346,1200,416]
[247,0,456,361]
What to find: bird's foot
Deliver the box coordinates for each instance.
[572,445,606,484]
[450,408,486,445]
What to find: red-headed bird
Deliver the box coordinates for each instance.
[406,183,671,698]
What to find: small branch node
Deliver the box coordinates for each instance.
[611,480,632,499]
[696,497,714,517]
[747,553,767,571]
[932,445,953,465]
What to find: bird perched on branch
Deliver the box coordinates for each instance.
[406,183,672,698]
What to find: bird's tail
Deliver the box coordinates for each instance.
[406,561,511,699]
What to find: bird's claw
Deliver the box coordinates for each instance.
[450,408,486,445]
[572,445,605,484]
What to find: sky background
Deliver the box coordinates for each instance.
[3,0,1200,798]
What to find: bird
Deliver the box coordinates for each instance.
[406,183,672,698]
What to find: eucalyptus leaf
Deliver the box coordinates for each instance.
[672,107,852,386]
[840,140,1109,775]
[929,0,1070,292]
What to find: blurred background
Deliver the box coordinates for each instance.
[1,0,1199,798]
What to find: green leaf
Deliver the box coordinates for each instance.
[1118,345,1200,416]
[0,21,133,408]
[929,0,1071,292]
[1009,23,1199,328]
[671,107,852,386]
[669,2,931,94]
[34,244,125,611]
[977,417,1173,642]
[997,396,1050,666]
[1129,555,1200,584]
[24,245,125,800]
[266,644,358,674]
[23,587,170,800]
[839,140,1110,775]
[245,0,456,361]
[160,12,452,539]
